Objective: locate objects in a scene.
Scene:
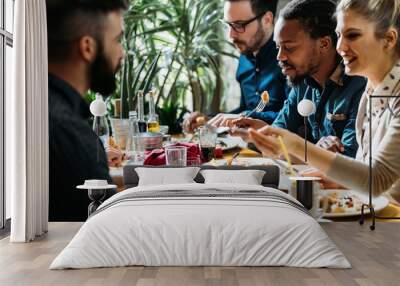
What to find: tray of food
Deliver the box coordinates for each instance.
[320,190,389,218]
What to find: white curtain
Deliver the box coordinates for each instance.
[8,0,48,242]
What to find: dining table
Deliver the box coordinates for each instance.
[109,134,400,223]
[235,147,400,223]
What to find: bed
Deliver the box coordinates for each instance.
[50,166,350,269]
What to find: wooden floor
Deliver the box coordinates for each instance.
[0,222,399,286]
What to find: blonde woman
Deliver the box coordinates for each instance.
[248,0,400,203]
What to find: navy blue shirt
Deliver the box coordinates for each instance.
[232,37,290,124]
[272,64,366,158]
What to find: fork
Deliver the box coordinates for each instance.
[226,152,240,166]
[245,97,267,118]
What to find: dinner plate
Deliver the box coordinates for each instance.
[321,189,389,218]
[215,126,230,135]
[216,136,245,151]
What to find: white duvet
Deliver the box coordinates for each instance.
[50,183,350,269]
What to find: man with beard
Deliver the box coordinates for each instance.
[230,0,366,157]
[46,0,127,221]
[183,0,289,132]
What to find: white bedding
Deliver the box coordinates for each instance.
[50,183,350,269]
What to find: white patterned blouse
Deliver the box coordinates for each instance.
[327,60,400,202]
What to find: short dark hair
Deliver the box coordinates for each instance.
[46,0,128,62]
[225,0,278,16]
[278,0,338,45]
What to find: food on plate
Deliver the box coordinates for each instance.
[320,192,367,214]
[196,116,206,125]
[261,91,270,104]
[207,157,274,167]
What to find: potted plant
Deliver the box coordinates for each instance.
[108,48,161,149]
[110,0,237,139]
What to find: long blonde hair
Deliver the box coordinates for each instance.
[337,0,400,54]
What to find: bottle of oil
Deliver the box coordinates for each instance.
[137,90,147,132]
[147,90,160,132]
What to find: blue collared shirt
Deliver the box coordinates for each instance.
[232,37,290,124]
[272,64,366,158]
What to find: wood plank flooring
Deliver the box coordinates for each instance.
[0,222,399,286]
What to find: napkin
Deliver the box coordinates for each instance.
[144,142,202,166]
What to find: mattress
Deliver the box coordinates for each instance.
[50,183,350,269]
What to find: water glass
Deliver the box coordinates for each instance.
[165,146,187,166]
[109,118,129,149]
[198,126,217,162]
[126,135,146,165]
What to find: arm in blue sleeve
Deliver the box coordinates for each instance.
[340,117,358,158]
[272,88,302,132]
[340,91,363,158]
[243,81,291,124]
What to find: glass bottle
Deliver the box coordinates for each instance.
[147,89,160,132]
[137,90,147,132]
[125,111,140,154]
[125,111,145,165]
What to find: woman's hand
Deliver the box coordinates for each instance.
[250,126,337,175]
[300,168,346,189]
[223,116,267,130]
[248,126,303,158]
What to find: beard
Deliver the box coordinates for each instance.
[286,76,303,88]
[233,22,266,56]
[280,53,320,88]
[286,72,308,88]
[279,61,307,87]
[89,42,121,96]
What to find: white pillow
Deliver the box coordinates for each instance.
[200,169,265,185]
[135,167,200,186]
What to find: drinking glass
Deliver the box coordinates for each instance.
[165,146,187,166]
[198,126,217,162]
[126,134,146,165]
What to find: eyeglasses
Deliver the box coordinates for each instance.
[220,12,267,34]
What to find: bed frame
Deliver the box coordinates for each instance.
[122,165,280,189]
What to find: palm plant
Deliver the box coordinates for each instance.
[117,0,237,129]
[120,51,162,118]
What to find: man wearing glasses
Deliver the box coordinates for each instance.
[183,0,289,132]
